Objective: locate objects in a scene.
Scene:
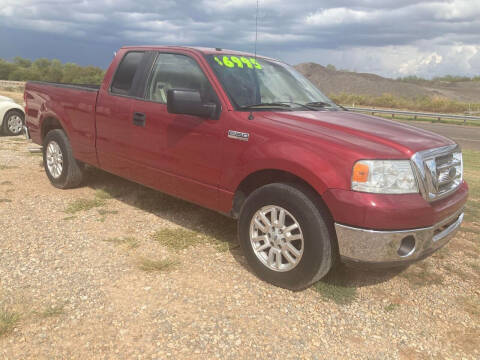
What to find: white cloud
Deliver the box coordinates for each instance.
[305,8,375,26]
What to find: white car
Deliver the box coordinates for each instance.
[0,95,25,136]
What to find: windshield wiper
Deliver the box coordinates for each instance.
[239,102,294,110]
[304,101,332,108]
[277,102,319,111]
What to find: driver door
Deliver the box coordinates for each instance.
[130,52,226,209]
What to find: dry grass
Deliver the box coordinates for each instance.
[0,181,13,185]
[384,303,400,312]
[103,236,139,249]
[65,198,105,214]
[0,198,12,203]
[137,257,178,272]
[313,281,357,305]
[39,304,65,318]
[331,92,480,115]
[0,309,20,337]
[95,189,114,200]
[152,228,205,250]
[312,267,358,305]
[97,209,118,216]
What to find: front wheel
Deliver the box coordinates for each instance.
[43,129,84,189]
[238,183,333,291]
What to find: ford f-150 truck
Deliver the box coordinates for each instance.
[24,46,468,290]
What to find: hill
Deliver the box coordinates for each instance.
[295,63,480,103]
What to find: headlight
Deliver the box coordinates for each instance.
[351,160,418,194]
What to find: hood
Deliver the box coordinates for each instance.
[0,95,14,103]
[261,110,454,158]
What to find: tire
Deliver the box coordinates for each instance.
[238,183,333,291]
[2,109,24,136]
[43,129,84,189]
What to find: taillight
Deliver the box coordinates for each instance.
[23,91,28,114]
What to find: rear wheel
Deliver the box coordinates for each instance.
[43,129,84,189]
[2,109,24,136]
[238,183,333,290]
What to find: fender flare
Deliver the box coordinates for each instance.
[227,140,347,196]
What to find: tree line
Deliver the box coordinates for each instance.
[0,57,105,85]
[397,74,480,84]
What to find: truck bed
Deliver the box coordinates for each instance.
[27,81,100,92]
[25,80,100,166]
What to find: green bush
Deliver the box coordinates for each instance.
[330,92,480,114]
[0,56,105,85]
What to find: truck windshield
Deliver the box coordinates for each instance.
[205,54,340,111]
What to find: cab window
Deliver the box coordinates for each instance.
[111,52,145,96]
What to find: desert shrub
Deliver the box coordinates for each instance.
[330,92,479,114]
[0,56,105,85]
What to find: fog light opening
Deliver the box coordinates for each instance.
[398,235,416,257]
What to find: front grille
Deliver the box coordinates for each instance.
[411,145,463,201]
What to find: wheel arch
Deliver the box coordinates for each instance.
[231,167,340,262]
[232,168,332,222]
[41,116,67,142]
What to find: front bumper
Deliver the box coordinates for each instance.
[335,208,464,266]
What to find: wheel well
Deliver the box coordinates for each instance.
[3,108,24,120]
[232,169,340,263]
[232,169,327,218]
[41,117,64,141]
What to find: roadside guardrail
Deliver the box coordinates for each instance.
[346,107,480,123]
[0,80,26,88]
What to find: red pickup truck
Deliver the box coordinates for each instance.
[24,46,468,290]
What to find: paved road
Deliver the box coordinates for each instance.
[397,120,480,151]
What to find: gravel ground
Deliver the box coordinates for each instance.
[0,135,479,359]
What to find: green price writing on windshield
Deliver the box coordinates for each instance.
[214,56,262,70]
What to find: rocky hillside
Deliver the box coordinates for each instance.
[295,63,480,103]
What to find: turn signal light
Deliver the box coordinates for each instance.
[352,163,369,183]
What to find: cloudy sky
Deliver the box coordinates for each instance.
[1,0,479,78]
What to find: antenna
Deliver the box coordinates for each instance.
[254,0,259,60]
[249,0,260,121]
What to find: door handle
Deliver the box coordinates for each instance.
[133,112,146,127]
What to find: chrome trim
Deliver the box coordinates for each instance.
[335,209,464,263]
[228,130,249,141]
[23,125,30,140]
[28,147,42,154]
[433,212,464,243]
[46,140,64,179]
[249,205,304,272]
[411,144,463,202]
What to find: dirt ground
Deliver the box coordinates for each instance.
[0,135,479,359]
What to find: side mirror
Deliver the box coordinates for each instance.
[167,89,218,119]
